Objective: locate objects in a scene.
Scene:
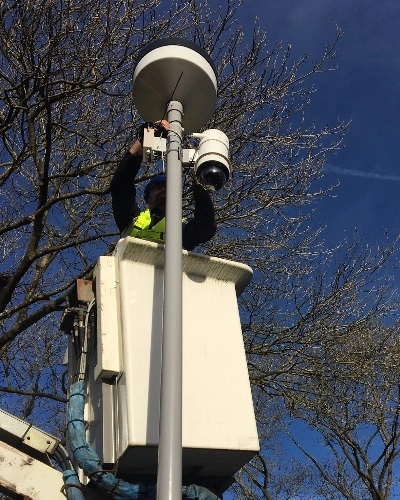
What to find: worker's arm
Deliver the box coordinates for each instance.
[182,184,216,251]
[110,121,169,234]
[110,142,143,234]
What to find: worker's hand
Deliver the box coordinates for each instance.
[129,121,170,156]
[137,120,170,143]
[154,120,170,137]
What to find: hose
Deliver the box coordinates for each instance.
[67,379,221,499]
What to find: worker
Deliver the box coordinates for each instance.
[110,121,216,251]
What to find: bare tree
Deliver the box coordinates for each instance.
[238,235,400,499]
[4,0,398,498]
[0,0,190,347]
[0,315,67,435]
[282,317,400,499]
[0,0,344,397]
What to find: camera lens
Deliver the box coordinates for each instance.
[197,162,228,191]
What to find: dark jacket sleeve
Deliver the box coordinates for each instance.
[110,152,142,233]
[182,184,216,251]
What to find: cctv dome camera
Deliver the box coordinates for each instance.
[193,129,230,191]
[196,161,229,191]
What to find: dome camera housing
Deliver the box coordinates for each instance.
[196,161,230,191]
[193,129,230,191]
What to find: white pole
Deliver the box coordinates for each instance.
[157,100,184,499]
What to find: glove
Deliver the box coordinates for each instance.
[137,121,169,143]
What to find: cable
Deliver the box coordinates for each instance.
[77,298,96,383]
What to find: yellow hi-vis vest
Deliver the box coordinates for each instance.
[128,209,166,244]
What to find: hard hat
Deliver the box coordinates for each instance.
[144,175,166,201]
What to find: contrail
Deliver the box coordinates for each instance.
[325,163,400,182]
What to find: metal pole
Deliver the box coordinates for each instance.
[157,100,183,500]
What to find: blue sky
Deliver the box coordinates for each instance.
[241,0,400,245]
[222,2,400,498]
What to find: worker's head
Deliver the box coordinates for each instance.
[144,175,167,211]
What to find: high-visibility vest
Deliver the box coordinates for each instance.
[128,209,166,244]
